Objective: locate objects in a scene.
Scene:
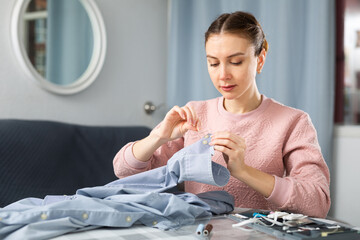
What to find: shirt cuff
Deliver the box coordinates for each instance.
[266,175,291,207]
[124,142,150,169]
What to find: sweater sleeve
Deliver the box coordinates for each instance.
[113,126,185,179]
[266,113,331,218]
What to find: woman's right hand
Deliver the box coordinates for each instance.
[151,105,200,142]
[132,105,200,162]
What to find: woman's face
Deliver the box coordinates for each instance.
[205,33,264,101]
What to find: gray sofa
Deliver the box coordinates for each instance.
[0,119,151,207]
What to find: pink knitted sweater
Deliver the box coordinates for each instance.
[113,96,331,218]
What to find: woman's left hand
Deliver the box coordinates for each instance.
[209,131,247,176]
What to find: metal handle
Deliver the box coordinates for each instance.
[144,101,156,115]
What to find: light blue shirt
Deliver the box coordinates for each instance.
[0,135,234,240]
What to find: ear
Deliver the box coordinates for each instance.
[257,48,267,74]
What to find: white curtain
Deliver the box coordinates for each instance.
[167,0,335,168]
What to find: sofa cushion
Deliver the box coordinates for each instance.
[0,119,151,207]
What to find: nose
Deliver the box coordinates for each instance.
[219,64,231,81]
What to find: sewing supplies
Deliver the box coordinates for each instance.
[196,223,204,236]
[203,224,213,236]
[253,212,268,218]
[195,223,214,237]
[228,210,360,239]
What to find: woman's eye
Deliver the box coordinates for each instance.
[210,63,219,67]
[231,61,242,65]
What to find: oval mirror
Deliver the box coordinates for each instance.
[11,0,106,95]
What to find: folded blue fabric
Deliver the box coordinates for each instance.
[0,134,234,240]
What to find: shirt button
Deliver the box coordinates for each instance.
[152,221,158,226]
[82,213,89,220]
[204,135,209,139]
[126,216,132,222]
[40,213,48,220]
[202,140,208,145]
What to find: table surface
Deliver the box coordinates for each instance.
[51,208,278,240]
[50,208,360,240]
[51,216,277,240]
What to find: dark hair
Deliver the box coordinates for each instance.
[205,11,268,56]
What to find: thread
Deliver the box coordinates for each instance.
[203,224,213,236]
[196,223,204,235]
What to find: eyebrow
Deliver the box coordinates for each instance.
[206,52,245,59]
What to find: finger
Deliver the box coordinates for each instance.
[182,106,195,126]
[195,118,201,131]
[213,144,246,162]
[171,105,186,120]
[210,132,246,152]
[213,144,233,156]
[187,106,199,126]
[213,145,233,166]
[188,107,201,131]
[211,131,245,145]
[182,121,198,132]
[210,138,245,151]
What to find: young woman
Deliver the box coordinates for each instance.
[113,11,330,218]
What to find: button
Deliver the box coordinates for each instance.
[204,135,209,139]
[152,221,158,226]
[202,140,208,145]
[126,216,132,222]
[82,213,89,220]
[40,213,47,220]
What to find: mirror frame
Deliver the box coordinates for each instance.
[10,0,107,95]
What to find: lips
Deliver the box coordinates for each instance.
[221,85,236,92]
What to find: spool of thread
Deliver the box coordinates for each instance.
[196,223,205,235]
[203,224,213,236]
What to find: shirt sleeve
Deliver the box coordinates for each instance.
[266,113,331,218]
[113,124,185,179]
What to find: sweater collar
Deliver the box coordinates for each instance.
[217,95,270,120]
